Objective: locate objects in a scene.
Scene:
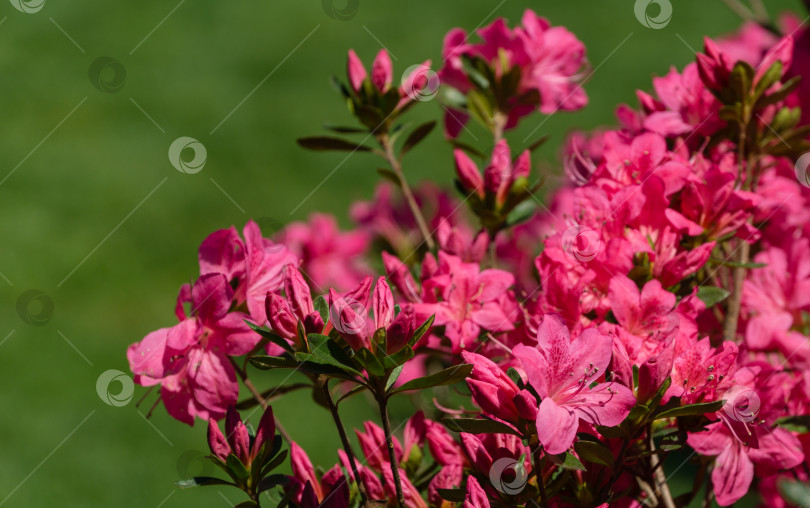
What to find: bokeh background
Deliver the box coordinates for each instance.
[0,1,804,506]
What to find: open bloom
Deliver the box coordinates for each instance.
[414,252,515,352]
[513,314,636,454]
[127,274,257,424]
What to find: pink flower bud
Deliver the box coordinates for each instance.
[251,405,276,462]
[453,149,484,197]
[373,277,394,330]
[371,49,393,92]
[638,341,675,403]
[283,264,313,320]
[207,418,231,461]
[225,407,251,466]
[463,476,490,508]
[347,50,367,92]
[382,251,420,303]
[327,288,368,350]
[386,304,415,353]
[265,292,297,341]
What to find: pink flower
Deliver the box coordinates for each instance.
[127,274,257,424]
[513,314,636,454]
[355,420,402,472]
[198,220,297,324]
[414,252,515,352]
[439,9,587,134]
[278,213,370,292]
[669,338,738,405]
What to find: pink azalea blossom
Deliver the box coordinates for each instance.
[414,252,515,352]
[127,274,258,424]
[513,314,636,454]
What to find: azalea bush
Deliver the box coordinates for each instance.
[127,6,810,508]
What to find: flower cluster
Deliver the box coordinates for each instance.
[129,7,810,508]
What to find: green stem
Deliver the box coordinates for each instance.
[320,380,369,505]
[380,134,435,251]
[378,395,405,507]
[532,444,550,508]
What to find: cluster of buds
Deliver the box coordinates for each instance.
[453,140,539,235]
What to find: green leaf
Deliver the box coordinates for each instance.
[226,454,249,485]
[175,477,235,489]
[391,364,472,394]
[376,168,400,185]
[776,415,810,433]
[233,502,259,508]
[440,417,522,437]
[244,320,294,354]
[313,295,329,324]
[505,200,536,227]
[257,474,289,494]
[296,136,372,152]
[526,135,550,152]
[654,399,725,420]
[450,139,485,159]
[437,488,467,502]
[551,452,586,471]
[385,364,404,391]
[323,124,368,134]
[258,449,289,479]
[401,121,436,156]
[697,286,731,308]
[355,347,385,378]
[780,480,810,508]
[406,314,435,350]
[574,440,615,468]
[337,384,368,404]
[248,355,298,371]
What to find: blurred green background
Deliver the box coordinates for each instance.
[0,0,803,506]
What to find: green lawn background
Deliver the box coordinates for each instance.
[0,1,802,506]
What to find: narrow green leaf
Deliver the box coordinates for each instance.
[401,121,436,156]
[440,417,522,436]
[779,480,810,508]
[244,320,294,354]
[551,451,586,471]
[437,488,467,502]
[323,124,368,134]
[257,474,289,494]
[296,136,372,152]
[248,355,298,371]
[406,314,435,350]
[313,295,329,324]
[574,440,615,468]
[654,399,725,420]
[697,286,731,308]
[391,364,472,394]
[175,477,235,489]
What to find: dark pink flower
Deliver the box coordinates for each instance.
[513,314,636,454]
